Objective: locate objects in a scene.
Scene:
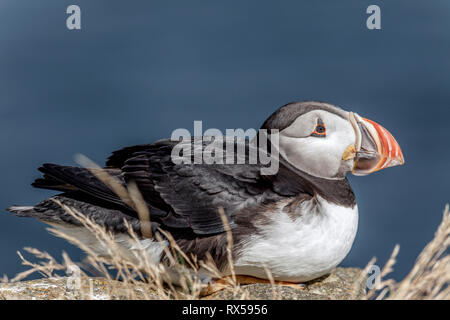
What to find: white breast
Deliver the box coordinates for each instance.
[233,196,358,282]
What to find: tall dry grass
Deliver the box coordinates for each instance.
[3,201,241,299]
[357,204,449,300]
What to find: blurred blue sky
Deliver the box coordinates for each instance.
[0,0,449,281]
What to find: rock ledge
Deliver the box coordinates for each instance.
[0,267,365,300]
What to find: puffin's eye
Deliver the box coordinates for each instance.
[311,120,326,137]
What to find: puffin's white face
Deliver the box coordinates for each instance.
[276,110,355,179]
[272,107,405,180]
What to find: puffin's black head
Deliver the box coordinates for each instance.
[261,101,404,179]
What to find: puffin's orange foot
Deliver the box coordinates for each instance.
[200,277,230,296]
[274,281,306,290]
[233,275,306,290]
[200,275,306,296]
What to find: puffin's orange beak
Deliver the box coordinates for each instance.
[350,114,405,176]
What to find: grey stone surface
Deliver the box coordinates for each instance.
[0,267,365,300]
[205,268,365,300]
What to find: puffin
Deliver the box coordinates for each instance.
[7,101,404,289]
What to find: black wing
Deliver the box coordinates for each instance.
[117,139,291,234]
[32,138,311,235]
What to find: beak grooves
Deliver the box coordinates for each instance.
[348,112,362,151]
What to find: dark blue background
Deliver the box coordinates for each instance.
[0,0,449,281]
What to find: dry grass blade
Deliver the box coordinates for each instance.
[218,207,238,290]
[386,204,450,299]
[364,204,450,300]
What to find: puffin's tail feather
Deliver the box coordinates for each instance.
[32,175,77,192]
[7,195,143,235]
[31,163,91,192]
[31,163,126,207]
[6,205,36,217]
